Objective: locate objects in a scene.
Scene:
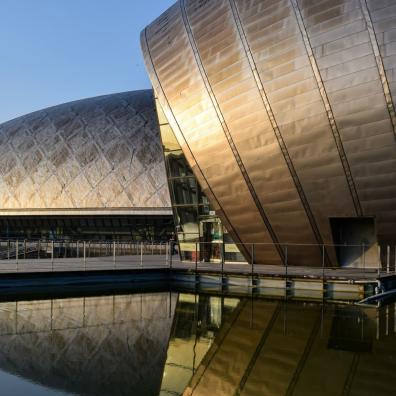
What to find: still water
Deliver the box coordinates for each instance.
[0,292,394,396]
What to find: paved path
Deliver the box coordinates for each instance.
[0,255,392,281]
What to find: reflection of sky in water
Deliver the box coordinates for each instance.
[0,293,394,396]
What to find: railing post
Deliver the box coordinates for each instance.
[221,242,225,279]
[51,240,54,271]
[170,241,173,269]
[113,241,116,269]
[378,245,381,276]
[152,241,154,255]
[76,241,79,259]
[83,241,86,271]
[7,240,9,260]
[23,239,26,260]
[251,243,255,278]
[322,244,325,280]
[195,242,198,276]
[362,243,365,270]
[284,244,288,287]
[140,242,143,268]
[387,245,390,274]
[16,239,19,271]
[38,240,40,259]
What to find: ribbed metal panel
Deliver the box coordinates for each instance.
[142,0,396,265]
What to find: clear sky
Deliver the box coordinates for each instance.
[0,0,175,123]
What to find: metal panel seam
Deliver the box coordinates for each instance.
[290,0,363,217]
[180,0,284,259]
[229,0,327,256]
[141,27,246,251]
[359,0,396,139]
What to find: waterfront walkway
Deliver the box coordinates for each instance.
[0,254,390,282]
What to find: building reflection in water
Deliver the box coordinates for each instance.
[0,293,394,396]
[0,293,177,396]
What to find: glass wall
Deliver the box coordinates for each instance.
[155,98,244,263]
[0,214,173,241]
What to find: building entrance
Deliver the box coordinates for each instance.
[200,219,223,263]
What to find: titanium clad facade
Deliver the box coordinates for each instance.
[0,90,173,240]
[142,0,396,266]
[0,90,171,214]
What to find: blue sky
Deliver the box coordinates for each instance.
[0,0,175,123]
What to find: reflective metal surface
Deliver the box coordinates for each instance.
[0,91,170,214]
[142,0,396,266]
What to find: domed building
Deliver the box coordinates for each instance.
[0,90,172,240]
[142,0,396,267]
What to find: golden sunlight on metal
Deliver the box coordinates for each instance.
[142,0,396,266]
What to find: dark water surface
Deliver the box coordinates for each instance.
[0,292,394,396]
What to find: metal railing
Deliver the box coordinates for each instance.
[178,241,396,277]
[0,239,395,279]
[0,239,176,272]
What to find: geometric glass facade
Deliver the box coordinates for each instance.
[155,98,243,263]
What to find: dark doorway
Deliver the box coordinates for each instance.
[330,217,377,268]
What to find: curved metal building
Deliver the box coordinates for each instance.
[142,0,396,266]
[0,90,172,240]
